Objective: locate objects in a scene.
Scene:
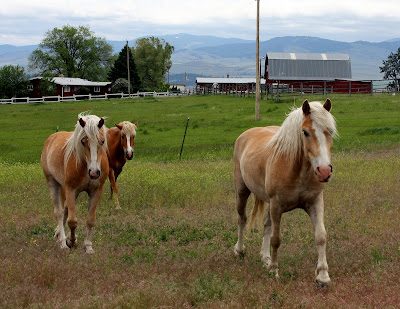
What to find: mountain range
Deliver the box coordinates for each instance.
[1,33,399,85]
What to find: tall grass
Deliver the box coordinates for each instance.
[0,94,399,307]
[0,94,399,163]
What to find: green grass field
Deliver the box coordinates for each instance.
[0,94,399,308]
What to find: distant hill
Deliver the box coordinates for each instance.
[1,34,399,81]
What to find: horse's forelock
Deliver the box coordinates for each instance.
[120,121,137,136]
[64,114,108,166]
[267,101,337,165]
[309,101,338,138]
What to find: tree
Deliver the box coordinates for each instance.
[108,44,141,92]
[380,47,400,91]
[29,25,113,81]
[133,37,174,91]
[0,65,28,98]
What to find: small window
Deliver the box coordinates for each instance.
[64,86,71,92]
[27,85,33,91]
[94,86,100,92]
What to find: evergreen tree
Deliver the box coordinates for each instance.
[108,44,141,92]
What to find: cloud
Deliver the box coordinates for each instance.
[0,0,399,45]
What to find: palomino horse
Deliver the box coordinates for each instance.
[41,113,109,254]
[233,99,337,287]
[107,121,138,209]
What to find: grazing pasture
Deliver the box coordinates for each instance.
[0,94,399,308]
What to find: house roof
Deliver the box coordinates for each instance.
[30,77,111,87]
[266,52,352,81]
[196,77,266,84]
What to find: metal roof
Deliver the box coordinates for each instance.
[266,52,352,81]
[30,77,111,87]
[196,77,266,84]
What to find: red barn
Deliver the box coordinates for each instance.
[265,52,372,94]
[29,76,112,98]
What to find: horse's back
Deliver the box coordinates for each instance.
[234,126,279,161]
[41,132,72,185]
[234,126,279,201]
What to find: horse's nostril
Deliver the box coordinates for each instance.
[329,164,333,172]
[96,170,100,177]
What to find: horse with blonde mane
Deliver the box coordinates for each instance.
[106,121,138,209]
[233,99,337,287]
[41,113,109,254]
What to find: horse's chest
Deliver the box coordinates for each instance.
[276,184,322,210]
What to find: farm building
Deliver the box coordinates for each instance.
[265,52,372,94]
[196,77,266,94]
[29,76,112,98]
[195,52,372,96]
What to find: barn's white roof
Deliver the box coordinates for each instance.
[31,76,111,86]
[196,77,266,84]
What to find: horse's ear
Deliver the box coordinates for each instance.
[323,98,332,112]
[302,100,311,116]
[79,118,86,128]
[134,121,138,127]
[115,123,123,130]
[98,118,104,129]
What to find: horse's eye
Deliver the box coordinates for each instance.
[303,130,310,137]
[100,140,105,145]
[81,139,86,146]
[121,136,125,140]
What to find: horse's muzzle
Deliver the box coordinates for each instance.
[315,164,333,182]
[126,151,134,160]
[89,169,101,179]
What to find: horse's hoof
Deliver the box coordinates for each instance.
[66,238,76,248]
[85,247,95,254]
[233,244,245,257]
[60,240,69,249]
[261,256,271,268]
[316,279,330,289]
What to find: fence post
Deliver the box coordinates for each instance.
[179,116,190,160]
[349,81,352,96]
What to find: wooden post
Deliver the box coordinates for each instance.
[127,40,131,97]
[255,0,260,120]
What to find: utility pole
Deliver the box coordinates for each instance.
[127,40,131,97]
[255,0,260,120]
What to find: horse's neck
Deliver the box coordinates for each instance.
[270,148,316,184]
[108,129,126,164]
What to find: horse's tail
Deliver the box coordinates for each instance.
[248,196,266,230]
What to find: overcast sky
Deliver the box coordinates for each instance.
[1,0,399,46]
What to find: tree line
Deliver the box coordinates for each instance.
[0,25,174,99]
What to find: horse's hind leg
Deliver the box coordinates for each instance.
[233,175,250,256]
[260,206,272,266]
[47,178,68,249]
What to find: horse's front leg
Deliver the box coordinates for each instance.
[268,199,282,278]
[108,168,120,209]
[85,184,105,254]
[305,193,331,287]
[260,207,271,266]
[65,187,78,248]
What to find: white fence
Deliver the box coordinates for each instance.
[0,91,189,105]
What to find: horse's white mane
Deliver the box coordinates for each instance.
[267,101,337,164]
[64,112,108,166]
[119,121,137,136]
